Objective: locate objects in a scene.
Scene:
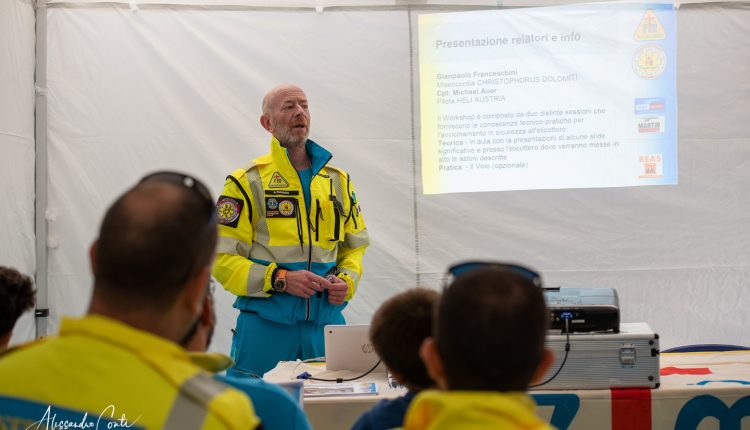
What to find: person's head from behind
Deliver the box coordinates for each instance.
[0,266,35,351]
[420,264,553,392]
[89,171,217,345]
[370,288,440,391]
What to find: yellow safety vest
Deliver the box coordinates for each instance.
[403,390,556,430]
[0,315,260,430]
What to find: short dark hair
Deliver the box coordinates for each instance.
[0,266,36,337]
[93,173,217,309]
[436,266,548,391]
[370,288,440,389]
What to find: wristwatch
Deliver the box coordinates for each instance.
[272,269,288,293]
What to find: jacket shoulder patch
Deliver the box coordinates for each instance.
[217,196,243,228]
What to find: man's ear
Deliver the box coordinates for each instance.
[530,347,555,385]
[260,114,272,132]
[199,287,214,327]
[184,265,211,315]
[89,240,98,275]
[420,337,447,390]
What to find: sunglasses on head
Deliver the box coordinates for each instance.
[446,261,543,288]
[139,170,217,226]
[139,171,218,283]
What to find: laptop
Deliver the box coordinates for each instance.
[324,324,387,373]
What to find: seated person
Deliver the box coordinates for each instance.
[184,277,312,430]
[351,288,440,430]
[0,266,35,352]
[404,264,555,430]
[0,171,259,430]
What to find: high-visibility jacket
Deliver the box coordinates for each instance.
[403,390,556,430]
[213,137,369,324]
[0,315,259,430]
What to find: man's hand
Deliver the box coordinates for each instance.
[326,276,349,305]
[284,270,331,298]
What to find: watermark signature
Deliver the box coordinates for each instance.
[25,405,141,430]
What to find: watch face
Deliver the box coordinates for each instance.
[273,279,286,292]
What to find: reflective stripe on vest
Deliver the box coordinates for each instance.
[162,373,227,430]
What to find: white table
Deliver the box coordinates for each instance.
[266,351,750,430]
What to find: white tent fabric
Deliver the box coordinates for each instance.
[1,0,36,346]
[3,1,750,355]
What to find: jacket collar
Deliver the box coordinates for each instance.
[259,137,333,176]
[61,314,187,359]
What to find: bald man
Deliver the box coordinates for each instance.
[213,85,370,376]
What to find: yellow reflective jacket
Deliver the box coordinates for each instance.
[403,390,556,430]
[0,315,259,430]
[213,138,369,324]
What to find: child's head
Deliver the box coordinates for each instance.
[421,265,552,391]
[370,288,440,390]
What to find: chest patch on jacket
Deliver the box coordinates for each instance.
[268,171,289,188]
[217,195,243,228]
[266,197,297,218]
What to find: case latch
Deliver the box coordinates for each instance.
[620,344,636,367]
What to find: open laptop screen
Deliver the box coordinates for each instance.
[324,324,387,373]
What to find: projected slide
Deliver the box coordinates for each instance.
[419,3,676,194]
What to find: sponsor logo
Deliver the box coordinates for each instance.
[634,97,666,115]
[636,116,665,133]
[639,153,663,178]
[634,9,667,41]
[633,44,666,79]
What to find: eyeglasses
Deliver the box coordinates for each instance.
[446,261,543,288]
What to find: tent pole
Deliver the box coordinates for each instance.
[34,0,49,339]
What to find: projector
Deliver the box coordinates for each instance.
[543,287,620,333]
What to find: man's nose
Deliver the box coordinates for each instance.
[293,104,307,116]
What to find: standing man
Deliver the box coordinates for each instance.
[213,84,369,377]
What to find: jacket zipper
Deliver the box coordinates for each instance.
[295,153,332,321]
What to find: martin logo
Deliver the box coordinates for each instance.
[636,116,665,133]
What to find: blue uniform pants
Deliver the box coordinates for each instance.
[230,311,345,377]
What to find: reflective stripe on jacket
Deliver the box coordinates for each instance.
[0,315,259,430]
[213,137,369,324]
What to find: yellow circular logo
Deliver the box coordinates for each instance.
[633,44,666,80]
[278,200,295,216]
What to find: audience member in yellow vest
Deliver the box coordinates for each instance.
[403,263,556,430]
[0,266,35,352]
[0,171,260,430]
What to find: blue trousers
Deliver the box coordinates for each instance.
[230,311,345,377]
